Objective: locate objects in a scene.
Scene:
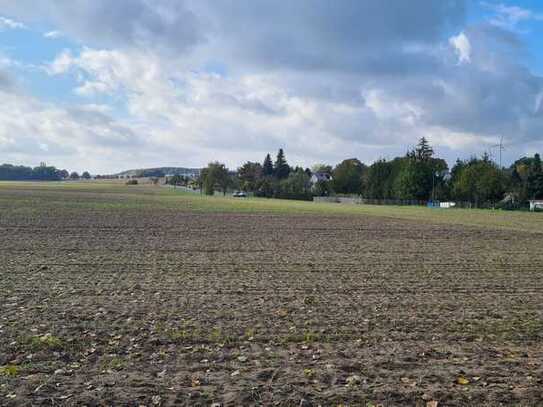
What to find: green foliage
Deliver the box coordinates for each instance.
[238,161,262,191]
[528,153,543,199]
[81,171,92,180]
[201,162,230,195]
[276,169,312,200]
[262,154,274,177]
[28,334,63,351]
[274,148,290,179]
[313,179,333,197]
[363,159,394,199]
[332,158,365,195]
[0,365,20,377]
[451,157,507,206]
[311,163,333,175]
[394,158,447,200]
[167,174,189,186]
[0,163,66,181]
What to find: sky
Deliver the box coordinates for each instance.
[1,1,543,173]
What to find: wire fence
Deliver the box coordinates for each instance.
[313,196,482,209]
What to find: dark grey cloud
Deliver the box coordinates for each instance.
[0,70,13,90]
[0,0,204,54]
[196,0,466,75]
[66,107,144,148]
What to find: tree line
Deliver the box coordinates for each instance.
[0,162,91,181]
[198,138,543,208]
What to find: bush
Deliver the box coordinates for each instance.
[126,179,138,185]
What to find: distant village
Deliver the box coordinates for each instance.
[1,137,543,210]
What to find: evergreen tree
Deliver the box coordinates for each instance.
[262,154,274,177]
[415,137,434,161]
[274,148,290,179]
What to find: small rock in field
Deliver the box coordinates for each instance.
[237,356,248,362]
[346,375,361,386]
[152,395,161,405]
[54,369,66,375]
[231,370,240,377]
[299,399,312,407]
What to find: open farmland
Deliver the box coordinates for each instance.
[1,182,543,406]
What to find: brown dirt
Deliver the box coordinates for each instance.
[1,189,543,406]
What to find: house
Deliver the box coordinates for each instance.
[529,200,543,212]
[310,172,332,185]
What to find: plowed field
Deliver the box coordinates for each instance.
[1,183,543,406]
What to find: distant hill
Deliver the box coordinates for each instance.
[115,167,201,178]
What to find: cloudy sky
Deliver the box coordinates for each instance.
[1,1,543,173]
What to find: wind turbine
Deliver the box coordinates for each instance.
[491,135,506,168]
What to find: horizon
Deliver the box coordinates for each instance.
[1,1,543,173]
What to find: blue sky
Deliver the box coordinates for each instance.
[0,1,543,173]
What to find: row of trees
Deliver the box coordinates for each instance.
[0,162,91,181]
[198,139,543,207]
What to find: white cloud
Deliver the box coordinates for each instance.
[47,50,75,75]
[481,2,543,30]
[44,30,62,39]
[449,31,471,64]
[0,16,26,30]
[1,1,543,171]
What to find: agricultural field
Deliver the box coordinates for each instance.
[1,182,543,406]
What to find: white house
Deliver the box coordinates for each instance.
[310,172,332,185]
[530,200,543,212]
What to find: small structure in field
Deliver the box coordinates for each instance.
[529,200,543,212]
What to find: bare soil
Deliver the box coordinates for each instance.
[1,188,543,406]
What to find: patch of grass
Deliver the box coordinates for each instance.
[1,180,542,233]
[244,328,256,340]
[27,334,64,351]
[0,365,20,377]
[101,356,127,371]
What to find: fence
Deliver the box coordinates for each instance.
[313,196,476,209]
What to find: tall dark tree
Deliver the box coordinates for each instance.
[363,159,394,199]
[332,158,365,194]
[274,148,290,179]
[82,171,91,180]
[262,154,274,177]
[528,153,543,199]
[238,161,262,191]
[415,137,434,161]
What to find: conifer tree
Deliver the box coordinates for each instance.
[262,154,274,177]
[274,148,290,179]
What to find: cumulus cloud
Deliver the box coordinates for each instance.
[44,30,62,39]
[1,1,543,171]
[449,32,472,64]
[481,2,543,30]
[0,16,26,30]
